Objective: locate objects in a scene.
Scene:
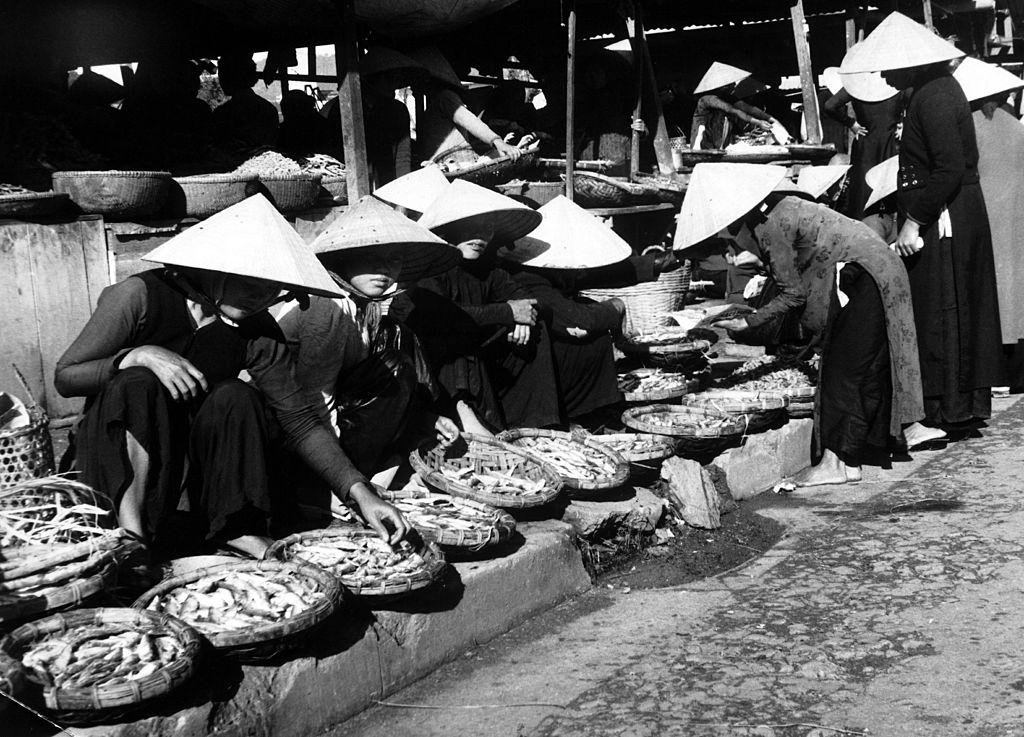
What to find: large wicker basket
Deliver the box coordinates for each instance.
[257,173,322,212]
[581,263,692,335]
[0,607,202,724]
[133,559,341,661]
[496,428,629,490]
[52,170,172,219]
[410,434,563,509]
[168,173,259,218]
[320,175,348,204]
[682,391,790,435]
[571,172,660,208]
[377,489,516,550]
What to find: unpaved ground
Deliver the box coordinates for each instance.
[343,395,1024,737]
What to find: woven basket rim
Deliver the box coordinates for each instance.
[265,527,447,596]
[496,428,629,490]
[174,173,259,183]
[52,170,172,179]
[0,531,125,580]
[683,391,789,413]
[621,404,746,438]
[0,191,67,203]
[131,559,340,649]
[1,607,202,713]
[590,433,678,463]
[441,151,538,179]
[319,174,347,183]
[377,489,516,549]
[0,561,116,626]
[0,546,119,594]
[256,172,322,182]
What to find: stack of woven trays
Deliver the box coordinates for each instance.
[581,264,692,336]
[497,428,629,494]
[712,356,818,419]
[618,329,711,372]
[378,489,516,552]
[622,404,746,457]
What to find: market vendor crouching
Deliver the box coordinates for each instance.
[54,195,408,559]
[273,196,462,500]
[675,163,924,487]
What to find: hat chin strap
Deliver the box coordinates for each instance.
[329,271,405,304]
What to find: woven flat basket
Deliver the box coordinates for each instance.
[589,433,678,464]
[133,559,340,660]
[581,264,692,335]
[51,170,172,219]
[496,428,629,490]
[0,191,69,219]
[410,434,563,509]
[266,527,447,597]
[377,489,516,550]
[168,173,259,218]
[618,369,698,403]
[257,173,322,212]
[0,560,117,630]
[683,390,790,414]
[622,404,747,458]
[0,532,126,582]
[571,172,660,208]
[0,607,201,723]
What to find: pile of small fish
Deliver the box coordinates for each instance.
[641,411,738,432]
[20,624,184,689]
[718,355,816,393]
[298,153,345,177]
[285,535,429,587]
[389,496,500,535]
[0,183,34,195]
[627,327,695,345]
[439,466,549,497]
[147,569,324,634]
[507,436,618,481]
[591,434,673,459]
[618,369,690,396]
[233,151,303,177]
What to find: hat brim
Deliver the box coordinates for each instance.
[840,71,899,102]
[434,208,543,244]
[318,241,460,282]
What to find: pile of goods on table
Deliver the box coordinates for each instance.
[233,150,303,177]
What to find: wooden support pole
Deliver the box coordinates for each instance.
[566,2,577,202]
[791,0,822,145]
[627,14,643,180]
[630,2,673,175]
[334,0,370,200]
[922,0,934,31]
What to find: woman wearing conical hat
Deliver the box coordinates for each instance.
[54,195,409,558]
[274,196,462,496]
[689,61,776,150]
[845,12,1005,431]
[388,180,560,434]
[675,163,924,486]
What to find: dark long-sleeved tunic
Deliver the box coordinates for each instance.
[689,94,771,150]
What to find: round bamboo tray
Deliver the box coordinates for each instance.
[377,489,516,550]
[496,428,629,490]
[133,560,340,660]
[618,369,697,403]
[589,433,678,464]
[622,405,747,457]
[0,607,201,723]
[682,392,789,435]
[266,527,447,597]
[581,264,692,335]
[0,560,117,630]
[409,434,563,509]
[52,170,172,220]
[168,173,259,218]
[257,173,322,212]
[0,191,69,220]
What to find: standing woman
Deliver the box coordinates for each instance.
[843,12,1004,431]
[674,163,924,485]
[689,62,776,150]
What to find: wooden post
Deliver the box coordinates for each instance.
[627,13,643,181]
[790,0,822,145]
[632,2,674,176]
[334,0,370,200]
[922,0,934,31]
[566,1,576,202]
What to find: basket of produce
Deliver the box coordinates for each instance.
[299,153,348,204]
[434,142,539,187]
[133,560,340,660]
[409,434,563,508]
[571,171,660,208]
[0,184,69,220]
[167,173,259,218]
[715,355,817,407]
[618,368,697,403]
[589,433,678,464]
[497,428,628,490]
[622,404,747,457]
[52,170,172,220]
[377,489,515,550]
[0,607,201,723]
[682,390,789,435]
[266,527,447,598]
[581,263,692,335]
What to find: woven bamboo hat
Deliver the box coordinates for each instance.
[840,12,964,74]
[673,163,788,253]
[864,155,899,210]
[496,195,631,270]
[373,166,451,215]
[360,46,428,82]
[312,196,459,281]
[821,67,843,96]
[405,46,463,90]
[954,56,1024,103]
[419,179,542,244]
[694,62,752,95]
[839,69,899,102]
[796,165,851,199]
[143,194,343,298]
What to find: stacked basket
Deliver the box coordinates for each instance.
[581,262,692,335]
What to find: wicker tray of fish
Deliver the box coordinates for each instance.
[378,489,515,549]
[439,467,551,497]
[589,433,677,463]
[622,404,746,438]
[717,355,817,398]
[618,369,696,402]
[623,327,702,347]
[497,430,629,490]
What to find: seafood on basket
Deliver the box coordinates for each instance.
[233,151,302,177]
[618,369,692,396]
[18,623,186,690]
[625,326,699,346]
[389,495,504,536]
[505,436,618,482]
[717,355,817,394]
[438,466,549,497]
[145,569,325,635]
[641,411,738,432]
[297,153,345,177]
[284,535,431,587]
[590,433,675,460]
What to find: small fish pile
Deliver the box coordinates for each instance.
[506,436,618,481]
[718,355,816,393]
[627,327,695,345]
[0,183,34,195]
[618,369,690,395]
[285,535,429,587]
[147,570,323,634]
[389,496,501,535]
[439,466,548,497]
[233,151,302,177]
[298,153,345,177]
[641,411,737,432]
[591,434,673,459]
[20,624,184,689]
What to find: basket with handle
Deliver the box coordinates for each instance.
[0,365,55,489]
[0,606,202,724]
[409,434,562,509]
[376,488,516,550]
[51,170,172,220]
[581,262,692,335]
[496,428,629,491]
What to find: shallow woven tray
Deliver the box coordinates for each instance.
[436,146,539,187]
[168,173,259,218]
[0,607,201,722]
[0,547,118,594]
[410,434,563,509]
[590,433,678,463]
[266,527,447,597]
[0,560,117,629]
[51,170,172,219]
[683,390,790,414]
[257,173,322,212]
[377,489,515,550]
[497,428,629,490]
[0,191,69,219]
[581,265,692,335]
[572,172,659,208]
[619,369,698,403]
[621,404,746,439]
[133,559,340,659]
[0,532,126,582]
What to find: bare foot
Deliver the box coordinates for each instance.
[222,534,273,559]
[794,449,860,487]
[903,422,947,449]
[456,401,494,437]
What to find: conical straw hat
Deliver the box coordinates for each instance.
[954,56,1024,103]
[373,166,450,215]
[839,69,899,102]
[673,163,788,254]
[143,194,343,298]
[419,179,542,244]
[694,62,751,95]
[839,12,963,74]
[405,46,463,90]
[821,67,843,96]
[312,196,460,282]
[496,196,632,270]
[361,46,428,80]
[796,165,851,199]
[863,155,899,211]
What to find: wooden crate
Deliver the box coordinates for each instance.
[0,217,111,419]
